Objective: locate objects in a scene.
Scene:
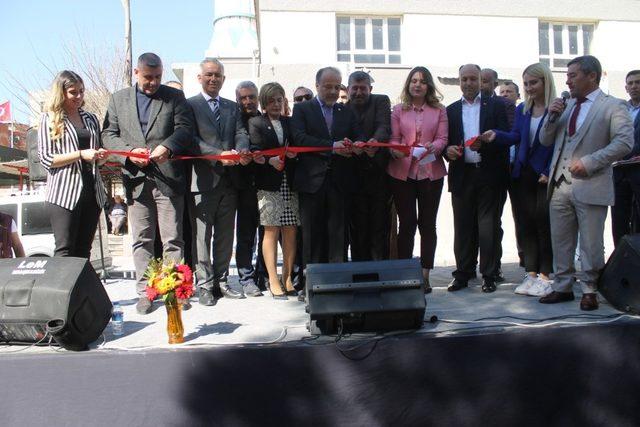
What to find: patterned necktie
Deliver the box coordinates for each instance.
[568,97,587,137]
[209,98,221,127]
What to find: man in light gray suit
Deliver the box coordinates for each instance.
[103,52,193,314]
[539,55,633,311]
[188,58,254,305]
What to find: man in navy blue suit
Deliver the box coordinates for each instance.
[612,70,640,245]
[290,67,364,270]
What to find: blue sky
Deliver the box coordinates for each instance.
[1,0,215,123]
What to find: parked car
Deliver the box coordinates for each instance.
[0,190,112,271]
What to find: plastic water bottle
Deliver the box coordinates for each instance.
[111,302,124,336]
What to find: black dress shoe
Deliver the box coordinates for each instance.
[424,281,432,294]
[219,284,246,299]
[198,288,217,306]
[539,291,575,304]
[482,279,497,293]
[580,293,599,311]
[448,279,468,292]
[495,269,505,283]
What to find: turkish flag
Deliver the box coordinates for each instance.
[0,101,11,123]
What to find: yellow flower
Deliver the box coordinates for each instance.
[156,276,177,294]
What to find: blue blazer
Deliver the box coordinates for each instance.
[494,103,553,178]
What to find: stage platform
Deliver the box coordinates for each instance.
[2,263,640,426]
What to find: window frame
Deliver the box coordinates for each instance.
[336,16,402,65]
[538,21,596,71]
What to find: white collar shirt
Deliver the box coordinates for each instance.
[462,94,482,163]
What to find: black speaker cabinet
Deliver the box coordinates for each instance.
[0,257,112,350]
[305,259,426,335]
[599,234,640,314]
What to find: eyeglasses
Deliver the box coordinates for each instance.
[294,94,313,102]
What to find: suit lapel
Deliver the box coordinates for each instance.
[480,97,489,133]
[454,101,464,144]
[196,94,219,133]
[571,92,605,144]
[219,98,232,137]
[311,100,331,138]
[145,97,163,138]
[128,88,145,143]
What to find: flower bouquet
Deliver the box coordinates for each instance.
[144,258,194,344]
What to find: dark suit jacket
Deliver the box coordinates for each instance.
[290,98,364,194]
[249,115,295,191]
[348,94,391,195]
[614,106,640,183]
[102,85,193,199]
[446,95,510,195]
[187,94,250,193]
[494,103,553,178]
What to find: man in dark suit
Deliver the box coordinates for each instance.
[612,69,640,245]
[482,67,523,275]
[346,71,392,261]
[102,52,193,314]
[446,64,510,293]
[188,58,253,305]
[234,81,264,295]
[290,66,364,271]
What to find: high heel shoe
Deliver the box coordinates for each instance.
[268,281,288,300]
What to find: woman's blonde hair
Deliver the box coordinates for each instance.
[258,82,286,114]
[400,66,443,110]
[522,63,556,113]
[45,70,84,140]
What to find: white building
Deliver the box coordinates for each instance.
[174,0,640,104]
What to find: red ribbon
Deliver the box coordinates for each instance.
[464,137,478,147]
[104,142,412,162]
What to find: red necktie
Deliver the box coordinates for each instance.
[568,97,587,137]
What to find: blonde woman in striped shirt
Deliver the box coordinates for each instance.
[38,70,107,258]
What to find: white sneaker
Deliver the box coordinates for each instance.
[515,275,536,295]
[528,277,554,297]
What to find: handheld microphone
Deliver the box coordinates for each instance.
[549,91,571,123]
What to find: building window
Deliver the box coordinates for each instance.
[336,17,401,65]
[539,22,595,70]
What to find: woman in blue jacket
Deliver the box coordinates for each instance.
[481,63,556,297]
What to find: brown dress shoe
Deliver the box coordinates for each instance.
[580,293,599,311]
[539,291,575,304]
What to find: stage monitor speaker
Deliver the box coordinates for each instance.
[305,259,426,335]
[26,127,47,182]
[0,257,112,351]
[598,234,640,314]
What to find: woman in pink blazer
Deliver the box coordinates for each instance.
[388,66,448,292]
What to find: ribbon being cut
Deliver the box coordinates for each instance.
[103,140,412,163]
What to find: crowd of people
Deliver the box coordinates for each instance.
[36,52,639,315]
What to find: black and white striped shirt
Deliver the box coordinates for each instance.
[38,110,107,211]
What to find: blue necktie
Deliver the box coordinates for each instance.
[209,98,221,128]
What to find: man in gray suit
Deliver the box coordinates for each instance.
[188,58,252,305]
[539,55,634,311]
[103,52,193,314]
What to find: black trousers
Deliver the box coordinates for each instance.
[612,170,640,246]
[235,187,259,286]
[451,166,501,281]
[512,165,553,274]
[300,177,349,265]
[390,177,443,269]
[349,186,392,262]
[47,185,100,259]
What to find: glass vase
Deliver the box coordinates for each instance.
[165,300,184,344]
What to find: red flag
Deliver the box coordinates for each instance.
[0,101,11,123]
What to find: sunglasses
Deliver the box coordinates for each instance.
[294,94,313,102]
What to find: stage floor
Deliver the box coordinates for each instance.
[1,262,634,355]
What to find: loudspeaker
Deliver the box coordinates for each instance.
[0,257,112,350]
[26,128,47,182]
[598,234,640,314]
[305,259,426,335]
